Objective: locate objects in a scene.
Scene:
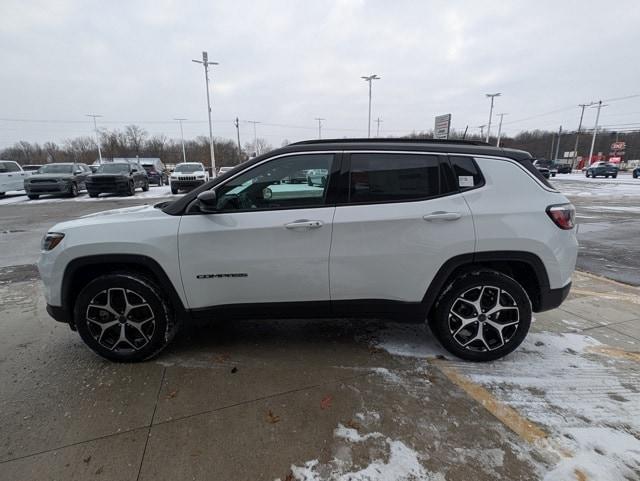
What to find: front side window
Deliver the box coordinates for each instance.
[214,154,334,211]
[0,161,21,173]
[348,153,440,203]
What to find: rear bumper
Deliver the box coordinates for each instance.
[536,281,571,312]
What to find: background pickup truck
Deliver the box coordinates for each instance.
[0,160,30,197]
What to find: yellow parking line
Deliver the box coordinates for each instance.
[432,360,547,444]
[587,345,640,362]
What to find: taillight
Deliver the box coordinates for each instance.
[546,204,575,230]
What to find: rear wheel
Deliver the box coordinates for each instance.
[69,182,79,197]
[89,192,99,198]
[612,174,617,179]
[127,181,135,196]
[142,180,149,192]
[0,192,5,198]
[430,270,532,362]
[28,194,39,200]
[73,273,179,362]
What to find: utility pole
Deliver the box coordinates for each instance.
[549,133,555,159]
[478,125,486,139]
[587,101,607,166]
[375,117,383,137]
[246,120,260,156]
[314,117,325,139]
[173,118,187,163]
[234,117,242,159]
[361,74,380,137]
[496,113,507,147]
[554,126,563,160]
[86,114,103,163]
[192,51,218,176]
[485,93,501,142]
[572,103,592,169]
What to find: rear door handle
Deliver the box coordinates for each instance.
[284,220,323,229]
[423,212,461,222]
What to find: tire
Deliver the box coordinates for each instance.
[585,172,589,177]
[612,174,617,179]
[28,194,39,200]
[73,273,179,362]
[171,185,178,195]
[551,173,556,177]
[142,180,149,192]
[430,270,532,362]
[89,192,99,198]
[0,192,5,198]
[69,182,79,197]
[127,181,135,196]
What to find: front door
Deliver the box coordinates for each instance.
[178,152,338,310]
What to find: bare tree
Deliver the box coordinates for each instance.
[125,125,148,156]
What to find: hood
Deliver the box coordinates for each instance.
[29,173,74,180]
[51,205,165,232]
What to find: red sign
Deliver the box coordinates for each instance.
[609,157,621,164]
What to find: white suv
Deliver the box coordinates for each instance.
[39,139,577,362]
[170,162,209,194]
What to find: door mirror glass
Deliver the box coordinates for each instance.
[75,169,83,175]
[197,190,217,213]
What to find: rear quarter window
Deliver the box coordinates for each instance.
[449,156,485,191]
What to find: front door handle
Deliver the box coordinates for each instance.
[284,220,324,229]
[423,212,461,222]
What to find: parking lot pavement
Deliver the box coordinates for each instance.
[1,272,638,481]
[552,173,640,286]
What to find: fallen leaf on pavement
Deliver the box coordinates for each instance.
[267,409,280,424]
[83,455,91,464]
[345,419,361,430]
[213,353,230,363]
[166,389,178,399]
[320,395,333,410]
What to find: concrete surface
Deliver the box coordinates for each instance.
[0,272,639,480]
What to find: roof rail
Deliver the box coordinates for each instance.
[289,138,492,147]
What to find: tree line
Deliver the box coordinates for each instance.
[1,124,638,167]
[0,124,274,167]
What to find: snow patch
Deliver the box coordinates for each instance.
[334,423,383,443]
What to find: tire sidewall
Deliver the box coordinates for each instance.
[74,274,174,362]
[431,271,532,362]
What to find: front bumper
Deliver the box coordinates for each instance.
[86,181,130,194]
[25,182,72,194]
[537,281,571,312]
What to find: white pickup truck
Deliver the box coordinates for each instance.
[0,160,29,197]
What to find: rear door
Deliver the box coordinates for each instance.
[329,151,476,305]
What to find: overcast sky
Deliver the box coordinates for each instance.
[1,0,640,149]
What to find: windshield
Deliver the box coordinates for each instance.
[175,164,203,173]
[38,164,74,174]
[96,163,130,174]
[142,165,156,172]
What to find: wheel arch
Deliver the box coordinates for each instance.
[62,254,188,326]
[423,251,550,315]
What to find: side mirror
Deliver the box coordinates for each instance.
[197,190,218,213]
[75,170,83,175]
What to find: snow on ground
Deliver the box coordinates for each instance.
[0,186,175,206]
[552,173,640,198]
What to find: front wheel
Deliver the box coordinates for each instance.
[127,181,135,196]
[171,185,178,195]
[69,182,79,197]
[28,194,39,200]
[430,270,532,362]
[73,273,179,362]
[612,174,617,179]
[142,180,149,192]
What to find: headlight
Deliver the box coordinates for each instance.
[42,232,65,251]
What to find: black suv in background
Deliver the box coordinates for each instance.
[24,163,91,199]
[86,163,150,197]
[585,161,618,178]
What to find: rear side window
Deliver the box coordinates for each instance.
[348,153,440,203]
[449,156,484,191]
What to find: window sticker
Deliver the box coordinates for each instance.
[458,176,474,187]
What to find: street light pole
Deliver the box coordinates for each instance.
[192,51,218,176]
[314,117,325,139]
[554,125,563,160]
[86,114,103,163]
[174,118,187,163]
[361,74,380,137]
[572,103,592,169]
[246,120,260,156]
[478,125,486,139]
[234,117,242,158]
[375,117,383,137]
[587,101,607,166]
[496,113,507,147]
[485,93,501,142]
